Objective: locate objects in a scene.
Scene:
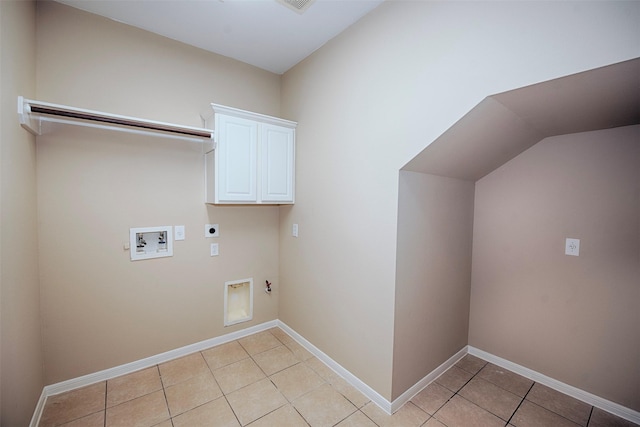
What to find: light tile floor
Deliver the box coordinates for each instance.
[39,328,638,427]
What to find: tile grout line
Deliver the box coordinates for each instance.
[428,366,469,426]
[360,408,381,427]
[223,393,242,427]
[521,398,592,427]
[471,368,526,424]
[586,405,594,426]
[103,381,107,427]
[331,406,361,427]
[292,405,312,427]
[470,361,551,424]
[199,347,244,427]
[428,385,459,424]
[505,381,534,426]
[240,331,290,402]
[436,358,525,426]
[158,364,174,424]
[524,382,596,427]
[220,331,298,426]
[448,366,510,426]
[510,381,602,426]
[255,329,371,426]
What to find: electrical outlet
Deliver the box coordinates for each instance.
[205,224,219,237]
[292,223,298,238]
[175,225,185,241]
[210,243,219,256]
[565,238,580,256]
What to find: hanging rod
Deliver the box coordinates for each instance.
[18,96,214,143]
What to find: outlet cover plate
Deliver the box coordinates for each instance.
[205,224,219,237]
[175,225,185,241]
[565,238,580,256]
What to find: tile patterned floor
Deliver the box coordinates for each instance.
[38,327,638,427]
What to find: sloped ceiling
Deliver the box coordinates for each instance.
[402,58,640,181]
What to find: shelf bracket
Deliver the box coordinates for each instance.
[18,96,42,136]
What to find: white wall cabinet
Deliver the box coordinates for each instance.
[203,104,296,204]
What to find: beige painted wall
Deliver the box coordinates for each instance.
[2,0,639,420]
[469,126,640,410]
[280,0,640,400]
[393,172,474,399]
[0,1,44,425]
[36,2,283,384]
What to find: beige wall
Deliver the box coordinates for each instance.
[0,1,44,425]
[469,126,640,410]
[4,0,637,416]
[280,0,640,400]
[36,2,283,384]
[393,172,474,398]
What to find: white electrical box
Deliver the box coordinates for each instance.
[130,226,173,261]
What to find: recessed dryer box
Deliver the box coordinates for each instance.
[224,278,253,326]
[130,226,173,261]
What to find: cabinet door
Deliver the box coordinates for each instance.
[260,124,294,203]
[216,114,258,202]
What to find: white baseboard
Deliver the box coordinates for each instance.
[29,389,48,427]
[468,346,640,425]
[29,320,277,427]
[277,320,394,413]
[389,346,467,413]
[29,324,640,426]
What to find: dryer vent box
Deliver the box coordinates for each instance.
[224,278,253,326]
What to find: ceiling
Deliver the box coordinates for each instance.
[402,58,640,181]
[54,0,384,75]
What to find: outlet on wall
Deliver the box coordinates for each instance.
[565,238,580,256]
[205,224,219,237]
[175,225,185,241]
